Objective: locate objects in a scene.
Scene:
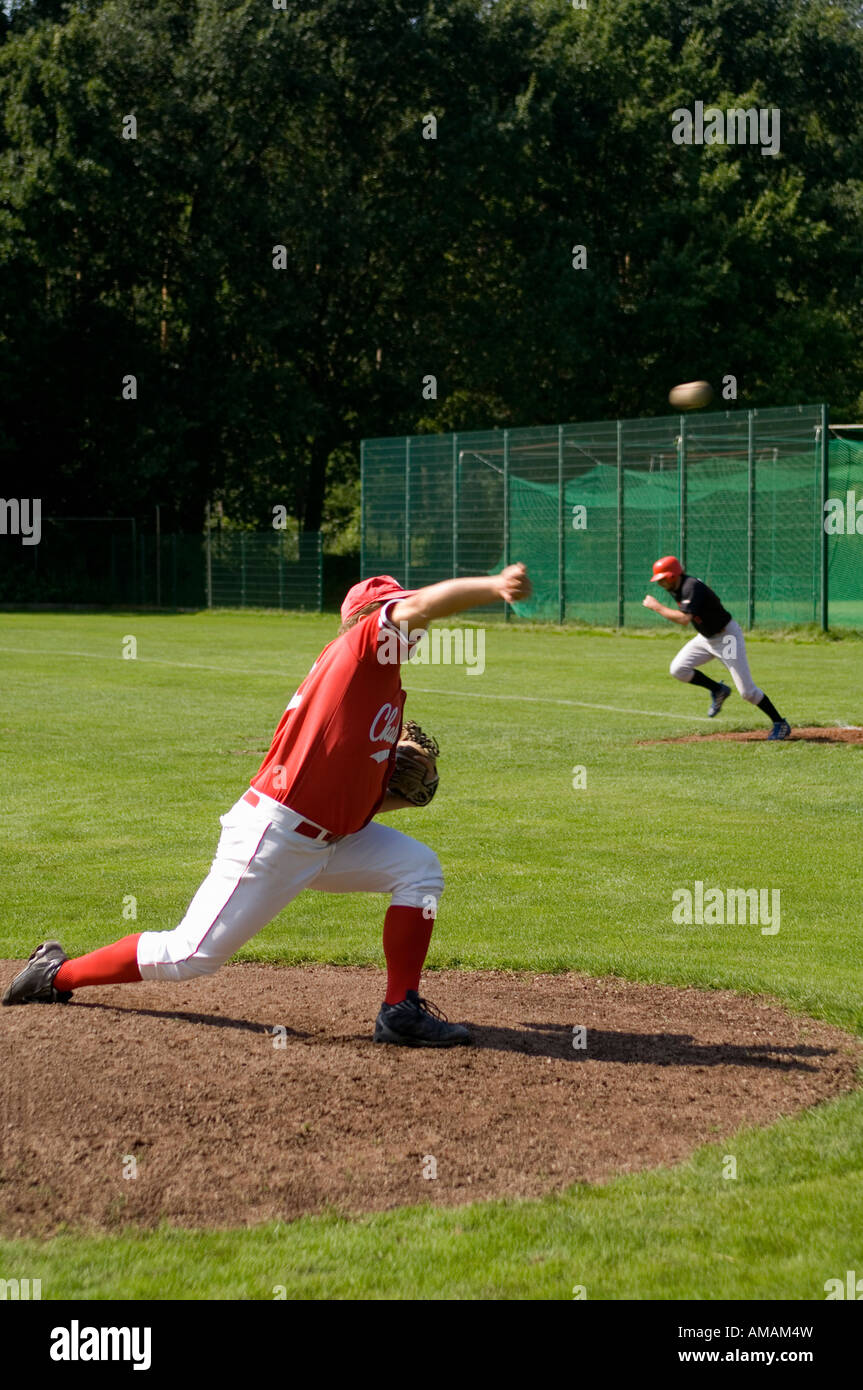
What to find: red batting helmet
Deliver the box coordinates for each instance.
[650,555,684,584]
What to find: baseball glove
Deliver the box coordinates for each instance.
[387,721,440,807]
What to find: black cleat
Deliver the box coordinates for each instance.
[708,682,731,718]
[767,719,791,742]
[2,941,71,1005]
[373,989,471,1047]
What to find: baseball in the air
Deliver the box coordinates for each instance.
[668,380,714,410]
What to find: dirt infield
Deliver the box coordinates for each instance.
[639,725,863,746]
[0,965,859,1237]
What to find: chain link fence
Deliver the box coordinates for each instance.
[0,520,322,611]
[206,530,322,611]
[362,404,862,630]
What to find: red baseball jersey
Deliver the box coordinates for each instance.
[250,601,416,835]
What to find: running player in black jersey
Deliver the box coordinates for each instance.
[643,556,791,740]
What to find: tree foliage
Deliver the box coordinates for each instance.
[1,0,862,532]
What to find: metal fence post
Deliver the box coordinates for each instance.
[317,531,323,612]
[131,517,138,605]
[205,506,213,609]
[747,411,755,629]
[359,441,366,580]
[155,504,161,609]
[616,419,624,627]
[678,415,687,568]
[503,429,510,622]
[277,535,284,610]
[452,434,459,577]
[821,403,829,632]
[404,437,411,589]
[558,424,565,623]
[240,532,246,608]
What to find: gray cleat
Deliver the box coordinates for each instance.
[2,941,71,1005]
[374,989,471,1047]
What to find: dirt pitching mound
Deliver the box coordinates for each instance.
[640,725,863,746]
[1,965,859,1237]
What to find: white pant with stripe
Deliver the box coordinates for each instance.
[136,791,444,981]
[669,619,763,704]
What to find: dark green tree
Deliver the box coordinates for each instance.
[1,0,862,538]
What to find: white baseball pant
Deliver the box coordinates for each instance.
[669,619,763,704]
[136,791,444,981]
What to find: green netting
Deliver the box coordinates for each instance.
[362,405,863,629]
[825,437,863,629]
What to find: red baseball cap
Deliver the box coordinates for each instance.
[340,574,416,624]
[650,555,684,584]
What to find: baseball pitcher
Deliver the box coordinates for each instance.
[3,565,532,1045]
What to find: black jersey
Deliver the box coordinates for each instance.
[674,575,732,638]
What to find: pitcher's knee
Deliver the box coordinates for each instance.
[391,844,444,912]
[179,950,229,979]
[740,685,763,705]
[149,952,227,983]
[137,928,230,983]
[670,655,692,682]
[417,843,445,896]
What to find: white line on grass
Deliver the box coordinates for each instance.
[0,645,257,677]
[0,645,710,720]
[405,683,709,720]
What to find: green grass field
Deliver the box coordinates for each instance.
[1,610,861,1299]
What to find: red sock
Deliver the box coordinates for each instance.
[383,906,434,1004]
[54,933,143,992]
